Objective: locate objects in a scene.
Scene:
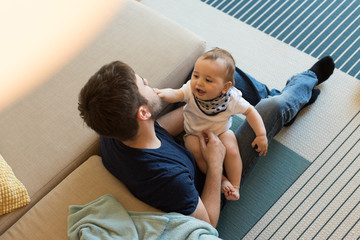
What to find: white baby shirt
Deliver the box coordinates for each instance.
[180,80,250,136]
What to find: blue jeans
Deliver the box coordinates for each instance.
[234,69,318,181]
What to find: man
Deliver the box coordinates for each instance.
[78,56,334,227]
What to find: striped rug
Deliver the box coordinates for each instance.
[202,0,360,80]
[244,111,360,239]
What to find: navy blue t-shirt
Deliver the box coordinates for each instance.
[100,122,205,215]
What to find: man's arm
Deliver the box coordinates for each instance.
[191,130,225,227]
[158,108,225,227]
[157,107,184,136]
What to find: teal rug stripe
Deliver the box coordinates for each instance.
[202,0,360,80]
[216,116,311,239]
[216,141,310,239]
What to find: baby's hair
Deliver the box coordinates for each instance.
[200,47,235,85]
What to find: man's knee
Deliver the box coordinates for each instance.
[255,96,291,138]
[256,97,284,122]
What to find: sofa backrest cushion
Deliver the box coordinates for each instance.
[0,0,205,234]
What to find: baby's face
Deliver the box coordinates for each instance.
[190,57,230,101]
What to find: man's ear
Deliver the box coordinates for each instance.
[222,81,232,94]
[137,105,152,120]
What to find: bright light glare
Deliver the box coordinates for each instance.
[0,0,125,111]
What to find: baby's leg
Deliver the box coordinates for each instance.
[219,130,243,200]
[184,134,207,174]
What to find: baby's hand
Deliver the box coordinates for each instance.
[153,88,161,95]
[251,135,268,156]
[153,88,169,99]
[153,88,182,103]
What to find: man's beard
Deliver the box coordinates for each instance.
[148,96,163,120]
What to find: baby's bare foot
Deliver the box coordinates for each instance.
[222,180,240,200]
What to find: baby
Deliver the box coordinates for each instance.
[155,48,267,200]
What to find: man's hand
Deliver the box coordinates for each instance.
[192,130,226,227]
[198,130,226,170]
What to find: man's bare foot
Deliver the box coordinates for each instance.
[221,179,240,200]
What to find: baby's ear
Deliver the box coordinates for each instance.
[222,81,232,94]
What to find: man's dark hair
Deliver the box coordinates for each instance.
[78,61,148,141]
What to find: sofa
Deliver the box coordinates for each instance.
[0,1,206,239]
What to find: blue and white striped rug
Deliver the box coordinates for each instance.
[243,111,360,239]
[202,0,360,80]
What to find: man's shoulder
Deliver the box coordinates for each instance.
[100,136,123,152]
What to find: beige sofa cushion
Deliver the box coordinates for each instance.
[0,0,205,234]
[0,156,161,240]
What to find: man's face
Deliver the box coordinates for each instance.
[135,74,162,119]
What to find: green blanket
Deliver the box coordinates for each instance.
[68,195,220,240]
